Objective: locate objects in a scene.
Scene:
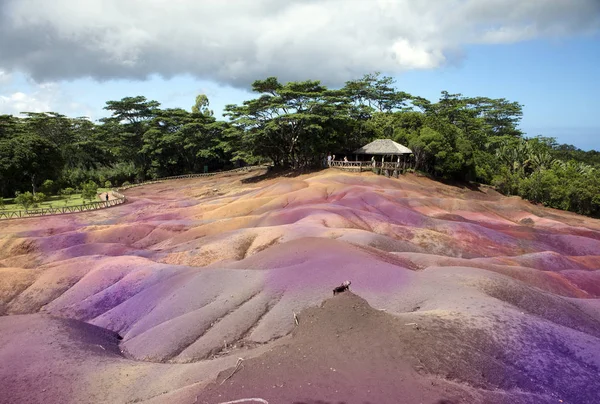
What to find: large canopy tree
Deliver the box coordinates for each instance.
[225,77,352,168]
[142,107,228,177]
[102,96,161,180]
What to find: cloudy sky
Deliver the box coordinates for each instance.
[0,0,599,149]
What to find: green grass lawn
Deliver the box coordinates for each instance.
[0,188,110,212]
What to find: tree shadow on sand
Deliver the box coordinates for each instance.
[241,167,320,184]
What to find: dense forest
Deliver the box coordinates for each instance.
[1,73,599,216]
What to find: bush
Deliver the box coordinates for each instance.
[81,181,99,201]
[122,181,131,187]
[491,167,521,196]
[61,187,75,198]
[40,179,55,195]
[0,197,4,210]
[15,191,35,210]
[104,180,112,188]
[33,192,47,204]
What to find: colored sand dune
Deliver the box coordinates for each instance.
[0,169,599,404]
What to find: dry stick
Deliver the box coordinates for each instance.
[293,311,299,326]
[220,358,244,385]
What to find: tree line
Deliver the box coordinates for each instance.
[0,73,598,216]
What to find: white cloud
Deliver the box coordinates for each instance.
[0,0,598,87]
[0,70,11,85]
[0,77,95,117]
[0,88,54,115]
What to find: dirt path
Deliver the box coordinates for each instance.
[97,191,117,202]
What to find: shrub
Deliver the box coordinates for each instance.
[81,181,99,201]
[15,191,35,210]
[122,181,131,187]
[33,192,47,204]
[0,197,4,210]
[104,180,112,189]
[61,187,75,198]
[41,180,55,195]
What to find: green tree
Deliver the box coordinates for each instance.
[142,107,228,177]
[81,181,99,201]
[41,179,55,195]
[191,94,214,117]
[103,96,161,179]
[225,77,352,168]
[7,133,63,195]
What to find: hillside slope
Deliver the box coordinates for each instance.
[1,168,599,403]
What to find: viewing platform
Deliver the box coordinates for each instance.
[328,160,411,176]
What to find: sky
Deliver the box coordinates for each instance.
[0,0,599,150]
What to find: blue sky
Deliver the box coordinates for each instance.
[396,34,600,150]
[0,0,599,150]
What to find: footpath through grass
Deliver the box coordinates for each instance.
[0,188,110,212]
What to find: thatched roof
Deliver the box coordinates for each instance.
[354,139,412,155]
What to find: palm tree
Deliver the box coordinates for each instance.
[529,151,555,171]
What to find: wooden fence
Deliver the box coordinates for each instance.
[328,161,366,171]
[328,161,411,175]
[0,191,126,220]
[0,165,266,221]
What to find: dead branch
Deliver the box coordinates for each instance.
[220,357,244,385]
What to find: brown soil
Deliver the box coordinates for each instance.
[193,293,551,404]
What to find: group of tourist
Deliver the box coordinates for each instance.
[325,153,349,167]
[324,154,401,169]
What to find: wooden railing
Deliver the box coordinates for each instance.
[328,161,409,173]
[0,165,266,221]
[0,190,126,220]
[328,161,367,171]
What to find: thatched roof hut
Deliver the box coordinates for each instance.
[354,139,412,155]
